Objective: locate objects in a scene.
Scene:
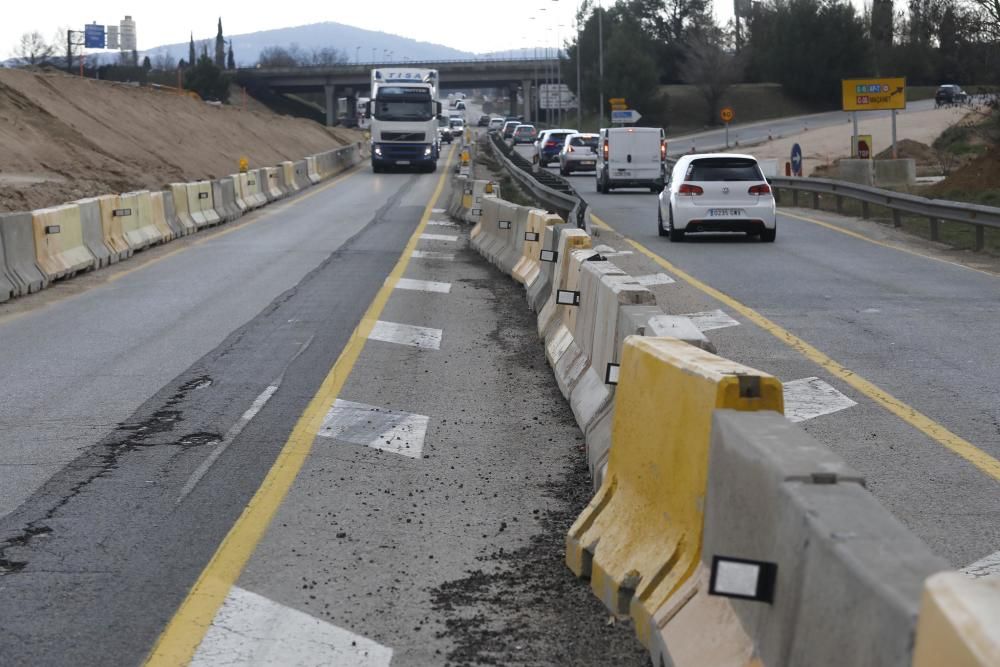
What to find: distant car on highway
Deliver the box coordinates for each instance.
[438,126,453,144]
[935,84,969,106]
[449,117,465,138]
[477,114,491,127]
[534,128,577,167]
[596,126,667,193]
[500,120,521,140]
[558,133,599,175]
[488,117,505,132]
[657,153,776,242]
[512,124,538,145]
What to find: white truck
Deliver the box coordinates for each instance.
[595,126,667,193]
[368,68,441,173]
[356,97,371,130]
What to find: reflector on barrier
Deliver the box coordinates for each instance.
[709,556,777,603]
[605,363,620,385]
[525,232,540,242]
[499,220,512,230]
[556,289,581,306]
[540,250,558,263]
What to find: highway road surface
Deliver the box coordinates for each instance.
[0,147,648,666]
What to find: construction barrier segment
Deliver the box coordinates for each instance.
[912,572,1000,667]
[31,205,97,281]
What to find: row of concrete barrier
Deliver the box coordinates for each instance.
[450,174,1000,666]
[0,146,363,304]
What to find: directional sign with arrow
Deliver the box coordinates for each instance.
[791,143,803,177]
[611,109,642,124]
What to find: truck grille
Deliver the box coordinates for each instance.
[382,131,425,142]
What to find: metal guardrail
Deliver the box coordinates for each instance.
[484,132,588,227]
[770,176,1000,250]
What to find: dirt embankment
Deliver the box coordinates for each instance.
[0,68,363,212]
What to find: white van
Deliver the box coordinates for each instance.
[595,127,667,193]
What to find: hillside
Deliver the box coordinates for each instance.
[0,68,361,212]
[145,22,475,67]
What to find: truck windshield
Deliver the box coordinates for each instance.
[374,99,434,122]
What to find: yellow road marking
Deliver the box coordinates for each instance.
[780,209,1000,279]
[592,212,1000,482]
[0,163,364,327]
[144,146,456,666]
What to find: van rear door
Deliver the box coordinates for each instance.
[608,128,662,181]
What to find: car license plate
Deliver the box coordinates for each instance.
[580,161,595,166]
[396,160,410,165]
[709,208,744,217]
[615,169,632,177]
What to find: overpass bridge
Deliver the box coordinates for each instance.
[235,58,561,124]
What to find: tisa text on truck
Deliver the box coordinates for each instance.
[368,68,442,173]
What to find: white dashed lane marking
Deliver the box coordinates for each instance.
[682,309,740,332]
[420,233,458,242]
[395,278,452,294]
[412,250,455,261]
[431,208,445,213]
[368,320,442,350]
[319,399,429,458]
[634,273,676,286]
[427,220,457,227]
[782,377,858,423]
[192,586,393,666]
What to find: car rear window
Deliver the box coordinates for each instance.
[570,136,598,147]
[686,158,763,182]
[548,133,571,142]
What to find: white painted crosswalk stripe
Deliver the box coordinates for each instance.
[634,273,676,286]
[396,278,452,294]
[412,250,455,261]
[962,550,1000,579]
[318,399,429,458]
[432,208,445,213]
[420,233,458,242]
[682,309,740,332]
[783,377,857,423]
[192,586,393,666]
[369,320,442,350]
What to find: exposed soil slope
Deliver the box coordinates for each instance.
[0,68,361,211]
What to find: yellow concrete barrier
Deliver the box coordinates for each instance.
[282,161,300,192]
[566,336,783,647]
[537,229,592,340]
[31,204,97,280]
[97,195,133,261]
[149,192,175,242]
[169,184,198,235]
[913,572,1000,667]
[119,191,164,250]
[512,210,559,286]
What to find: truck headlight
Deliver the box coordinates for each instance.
[373,146,382,156]
[424,146,432,156]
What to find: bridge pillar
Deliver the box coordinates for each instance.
[522,79,532,122]
[324,84,335,127]
[509,85,518,117]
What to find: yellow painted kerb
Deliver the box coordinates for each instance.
[591,212,1000,483]
[144,145,457,665]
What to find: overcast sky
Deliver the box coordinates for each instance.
[2,0,753,59]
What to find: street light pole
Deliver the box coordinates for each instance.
[598,1,604,130]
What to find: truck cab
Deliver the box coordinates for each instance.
[369,69,441,173]
[595,126,667,193]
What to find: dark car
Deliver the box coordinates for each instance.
[935,84,969,106]
[477,115,490,127]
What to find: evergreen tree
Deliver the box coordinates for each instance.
[184,52,231,102]
[142,55,152,71]
[227,43,235,70]
[215,19,226,69]
[188,33,195,68]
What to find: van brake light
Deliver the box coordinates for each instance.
[602,139,609,160]
[660,140,667,160]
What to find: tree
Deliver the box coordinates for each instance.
[309,47,348,65]
[178,58,188,69]
[603,13,661,114]
[15,31,55,66]
[184,53,230,102]
[258,46,300,68]
[132,48,139,67]
[969,0,1000,40]
[215,18,226,69]
[227,43,235,70]
[142,55,152,71]
[188,33,196,68]
[153,51,177,71]
[682,29,744,125]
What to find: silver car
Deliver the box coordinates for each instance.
[657,153,776,242]
[557,133,599,175]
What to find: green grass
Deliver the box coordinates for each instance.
[776,189,1000,255]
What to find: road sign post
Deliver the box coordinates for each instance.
[720,107,734,148]
[842,77,905,160]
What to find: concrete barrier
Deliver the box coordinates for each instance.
[306,156,322,184]
[97,195,133,262]
[0,230,15,302]
[497,204,536,275]
[75,197,114,268]
[838,159,875,186]
[275,166,294,198]
[480,199,519,269]
[119,191,164,250]
[243,172,264,208]
[513,210,557,287]
[198,181,222,226]
[184,183,209,228]
[0,212,47,295]
[149,191,176,242]
[647,410,948,667]
[294,160,311,190]
[32,205,97,280]
[566,337,783,647]
[212,179,237,223]
[527,222,568,313]
[875,158,916,187]
[537,229,592,340]
[228,175,249,214]
[470,194,496,244]
[169,184,198,235]
[913,572,1000,667]
[282,161,300,193]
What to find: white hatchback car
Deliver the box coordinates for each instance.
[657,153,776,242]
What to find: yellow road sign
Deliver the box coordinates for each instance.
[611,103,628,111]
[609,97,626,106]
[720,107,735,123]
[239,157,249,173]
[842,77,906,111]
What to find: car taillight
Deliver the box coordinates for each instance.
[545,141,557,148]
[748,183,771,195]
[660,140,666,160]
[602,140,609,160]
[678,183,704,195]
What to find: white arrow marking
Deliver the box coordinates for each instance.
[783,377,857,423]
[369,320,442,350]
[192,586,393,667]
[319,399,428,458]
[682,309,740,332]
